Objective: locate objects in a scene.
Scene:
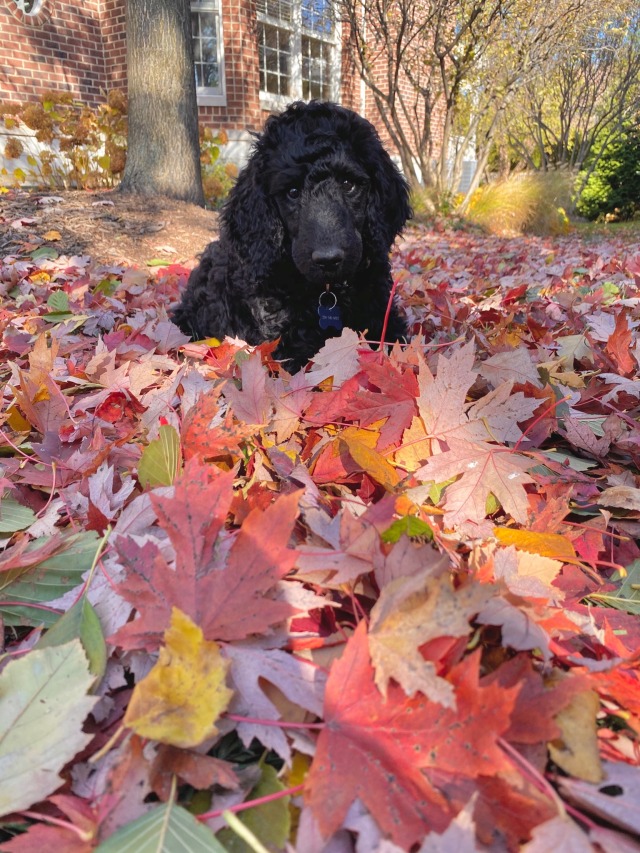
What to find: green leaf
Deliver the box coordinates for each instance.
[0,640,97,817]
[534,450,597,474]
[381,515,433,544]
[44,313,90,331]
[138,424,182,488]
[0,498,37,533]
[146,258,171,267]
[587,559,640,615]
[216,764,290,853]
[36,596,107,681]
[31,246,58,261]
[94,278,118,296]
[485,492,500,516]
[95,802,228,852]
[43,311,74,323]
[0,531,100,628]
[47,291,70,312]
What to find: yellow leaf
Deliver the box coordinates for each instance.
[33,385,51,403]
[340,429,401,492]
[494,527,577,563]
[43,230,61,241]
[124,608,232,748]
[548,690,603,783]
[394,416,432,471]
[286,752,310,787]
[538,359,585,389]
[340,425,379,449]
[6,405,31,432]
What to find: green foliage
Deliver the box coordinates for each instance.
[409,186,437,222]
[576,122,640,221]
[466,172,572,236]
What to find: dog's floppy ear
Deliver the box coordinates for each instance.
[364,147,412,252]
[220,145,284,277]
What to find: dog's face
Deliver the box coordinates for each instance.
[221,102,412,293]
[268,146,368,287]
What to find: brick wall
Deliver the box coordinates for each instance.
[100,0,127,91]
[0,1,109,105]
[0,0,429,163]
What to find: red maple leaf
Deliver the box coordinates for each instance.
[305,623,517,849]
[605,310,635,376]
[483,654,592,743]
[342,358,418,449]
[181,393,255,463]
[110,458,300,649]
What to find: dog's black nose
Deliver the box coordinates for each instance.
[312,248,345,271]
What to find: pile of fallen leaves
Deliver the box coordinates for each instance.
[1,217,640,852]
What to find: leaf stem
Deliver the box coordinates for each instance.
[378,276,400,361]
[513,394,572,452]
[19,810,92,841]
[199,783,305,822]
[225,713,324,729]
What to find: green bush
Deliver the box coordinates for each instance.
[576,122,640,221]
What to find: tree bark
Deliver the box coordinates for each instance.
[120,0,205,206]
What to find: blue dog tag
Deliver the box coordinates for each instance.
[318,304,343,330]
[318,289,343,330]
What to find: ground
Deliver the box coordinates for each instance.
[2,187,640,848]
[0,188,220,266]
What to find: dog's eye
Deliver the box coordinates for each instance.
[287,187,300,199]
[342,179,356,194]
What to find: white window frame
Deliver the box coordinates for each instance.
[191,0,226,107]
[15,0,45,13]
[257,0,340,112]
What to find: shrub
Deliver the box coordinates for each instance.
[1,89,128,189]
[4,137,23,159]
[576,123,640,221]
[200,126,237,207]
[409,186,437,221]
[2,92,236,206]
[465,172,572,236]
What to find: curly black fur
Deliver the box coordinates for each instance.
[173,100,412,371]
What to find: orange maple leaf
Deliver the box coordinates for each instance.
[305,623,517,848]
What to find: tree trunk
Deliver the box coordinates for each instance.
[120,0,205,206]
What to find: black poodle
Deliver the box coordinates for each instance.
[173,100,412,371]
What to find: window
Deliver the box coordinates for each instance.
[258,0,339,108]
[191,0,225,105]
[14,0,44,13]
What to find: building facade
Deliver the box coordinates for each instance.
[0,0,386,165]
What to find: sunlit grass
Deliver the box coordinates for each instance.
[464,172,573,236]
[572,218,640,240]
